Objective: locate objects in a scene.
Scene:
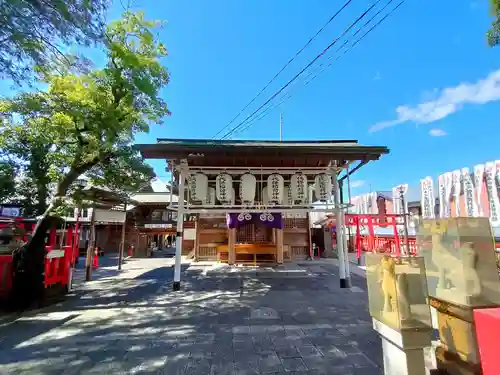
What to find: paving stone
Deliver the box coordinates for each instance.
[0,257,383,374]
[297,344,323,357]
[281,357,308,372]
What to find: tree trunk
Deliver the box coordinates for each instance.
[10,161,99,310]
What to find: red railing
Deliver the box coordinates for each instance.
[0,222,79,300]
[0,246,73,298]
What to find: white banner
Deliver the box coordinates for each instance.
[451,170,461,217]
[485,162,500,226]
[392,184,408,215]
[438,174,445,218]
[462,168,477,217]
[496,161,500,203]
[474,164,485,217]
[444,172,453,218]
[438,172,453,218]
[420,177,435,218]
[370,192,378,214]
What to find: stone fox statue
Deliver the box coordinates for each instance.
[380,256,397,313]
[431,234,481,295]
[379,256,412,321]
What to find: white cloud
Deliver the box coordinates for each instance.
[151,179,169,192]
[429,128,447,136]
[369,69,500,132]
[350,180,365,188]
[373,72,381,81]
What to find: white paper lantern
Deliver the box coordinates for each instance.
[315,173,332,202]
[216,173,233,204]
[262,186,269,205]
[267,173,284,204]
[205,187,216,205]
[239,173,256,205]
[290,173,308,203]
[188,172,208,203]
[283,185,293,205]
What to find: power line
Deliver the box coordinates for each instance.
[231,0,404,137]
[210,0,355,139]
[220,1,381,140]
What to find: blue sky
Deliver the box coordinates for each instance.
[3,1,500,194]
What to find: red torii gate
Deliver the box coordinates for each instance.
[327,213,408,261]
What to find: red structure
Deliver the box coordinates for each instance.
[327,214,418,261]
[0,217,78,300]
[474,308,500,375]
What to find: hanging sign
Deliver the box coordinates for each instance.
[485,162,500,226]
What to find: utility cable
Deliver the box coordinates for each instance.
[220,1,380,140]
[230,0,404,138]
[210,0,355,139]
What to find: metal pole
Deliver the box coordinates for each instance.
[85,205,96,281]
[332,173,349,288]
[400,188,410,256]
[118,203,127,270]
[339,180,351,287]
[173,168,185,291]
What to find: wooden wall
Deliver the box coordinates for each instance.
[283,217,309,260]
[197,217,227,260]
[194,216,310,262]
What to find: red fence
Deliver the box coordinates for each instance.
[0,246,73,298]
[0,221,79,300]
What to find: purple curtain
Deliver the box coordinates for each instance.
[226,213,284,229]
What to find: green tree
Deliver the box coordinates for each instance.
[488,0,500,46]
[0,161,16,204]
[0,122,58,215]
[0,0,108,82]
[1,10,169,309]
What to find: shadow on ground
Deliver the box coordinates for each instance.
[0,260,382,375]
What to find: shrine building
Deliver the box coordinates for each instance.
[137,139,389,266]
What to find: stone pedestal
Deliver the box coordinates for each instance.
[429,296,484,375]
[373,318,432,375]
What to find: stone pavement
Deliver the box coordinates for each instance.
[0,257,383,375]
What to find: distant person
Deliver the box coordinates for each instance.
[167,235,172,247]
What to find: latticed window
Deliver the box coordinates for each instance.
[199,218,227,229]
[284,218,308,229]
[236,223,272,244]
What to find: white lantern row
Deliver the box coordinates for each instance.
[188,172,208,203]
[290,172,308,204]
[267,173,284,204]
[240,173,256,205]
[314,173,332,202]
[216,173,233,204]
[188,172,334,205]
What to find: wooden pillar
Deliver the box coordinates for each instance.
[228,228,236,265]
[276,228,284,264]
[85,206,96,281]
[118,203,127,270]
